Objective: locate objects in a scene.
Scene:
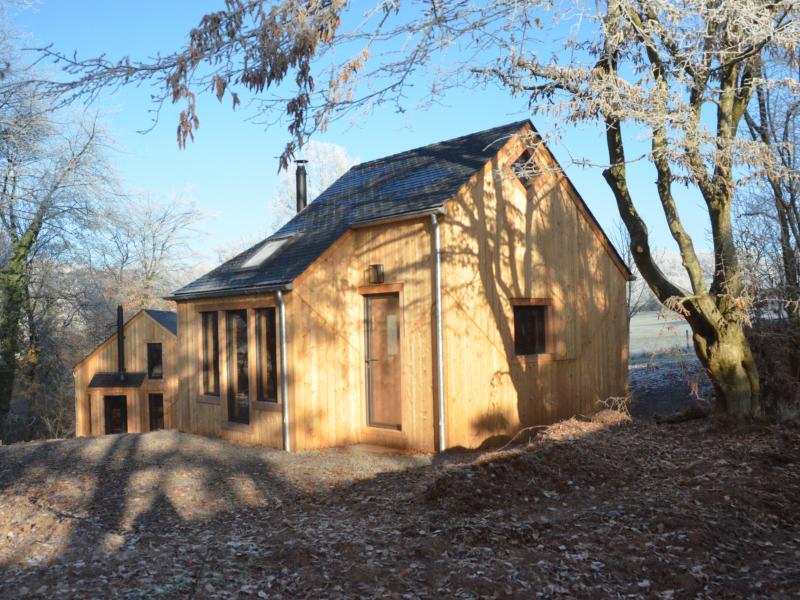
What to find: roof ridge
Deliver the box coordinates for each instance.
[348,119,529,171]
[170,120,533,300]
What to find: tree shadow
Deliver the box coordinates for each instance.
[443,133,628,448]
[0,430,300,596]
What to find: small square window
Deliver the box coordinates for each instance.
[514,305,547,355]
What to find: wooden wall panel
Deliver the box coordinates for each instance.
[74,311,178,436]
[286,218,436,452]
[441,126,629,449]
[176,295,286,450]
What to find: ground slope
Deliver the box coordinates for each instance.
[0,416,798,598]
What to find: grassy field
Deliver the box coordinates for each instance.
[629,310,693,358]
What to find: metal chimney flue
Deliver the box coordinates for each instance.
[117,305,125,381]
[295,159,308,212]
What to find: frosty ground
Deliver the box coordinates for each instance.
[1,412,798,599]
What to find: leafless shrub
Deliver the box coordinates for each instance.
[597,395,632,418]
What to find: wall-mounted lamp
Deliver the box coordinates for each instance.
[368,264,385,285]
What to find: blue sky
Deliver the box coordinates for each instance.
[12,1,711,271]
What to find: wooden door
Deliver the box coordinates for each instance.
[104,395,128,434]
[365,293,402,429]
[148,393,164,431]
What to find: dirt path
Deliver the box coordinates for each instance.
[2,417,799,598]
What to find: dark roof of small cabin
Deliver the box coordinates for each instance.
[170,120,531,301]
[88,372,147,388]
[145,309,177,335]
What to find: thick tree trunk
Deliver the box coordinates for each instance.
[691,320,760,415]
[0,266,24,438]
[0,216,43,438]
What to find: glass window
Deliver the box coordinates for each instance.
[226,310,250,423]
[512,151,535,187]
[201,312,220,396]
[256,308,278,403]
[240,237,292,270]
[514,305,547,355]
[147,343,163,379]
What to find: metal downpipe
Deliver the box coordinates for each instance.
[431,213,446,451]
[277,290,291,451]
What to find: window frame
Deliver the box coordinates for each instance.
[225,309,251,424]
[255,307,279,405]
[510,298,553,363]
[201,311,220,397]
[146,342,163,380]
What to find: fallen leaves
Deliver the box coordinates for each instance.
[0,417,798,598]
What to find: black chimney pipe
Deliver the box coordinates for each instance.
[296,159,308,212]
[117,305,125,381]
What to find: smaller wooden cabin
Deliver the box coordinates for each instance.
[74,308,178,436]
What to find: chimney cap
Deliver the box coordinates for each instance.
[295,159,308,164]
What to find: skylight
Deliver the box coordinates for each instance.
[240,237,291,270]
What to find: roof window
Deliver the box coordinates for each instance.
[240,237,292,270]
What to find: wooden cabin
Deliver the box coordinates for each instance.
[163,120,632,452]
[74,308,178,436]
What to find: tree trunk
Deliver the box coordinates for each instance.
[690,313,760,415]
[0,262,25,438]
[0,215,43,438]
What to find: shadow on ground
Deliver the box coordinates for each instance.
[0,413,797,598]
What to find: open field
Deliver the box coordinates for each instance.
[627,311,711,419]
[630,310,693,357]
[1,418,798,598]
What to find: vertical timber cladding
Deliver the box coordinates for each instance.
[286,217,437,452]
[176,294,285,449]
[441,126,629,449]
[74,311,179,437]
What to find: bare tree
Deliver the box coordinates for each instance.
[93,195,200,310]
[741,52,800,314]
[0,83,110,435]
[611,220,652,327]
[37,1,800,415]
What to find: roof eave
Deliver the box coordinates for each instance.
[165,281,294,303]
[349,205,446,229]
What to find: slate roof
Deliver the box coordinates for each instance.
[170,120,531,300]
[145,309,177,335]
[88,372,147,388]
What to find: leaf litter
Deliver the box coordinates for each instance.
[0,413,798,598]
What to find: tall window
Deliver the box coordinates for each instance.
[201,312,220,396]
[514,305,547,355]
[226,310,250,423]
[256,308,278,403]
[147,343,163,379]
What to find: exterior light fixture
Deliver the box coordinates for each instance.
[368,264,385,285]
